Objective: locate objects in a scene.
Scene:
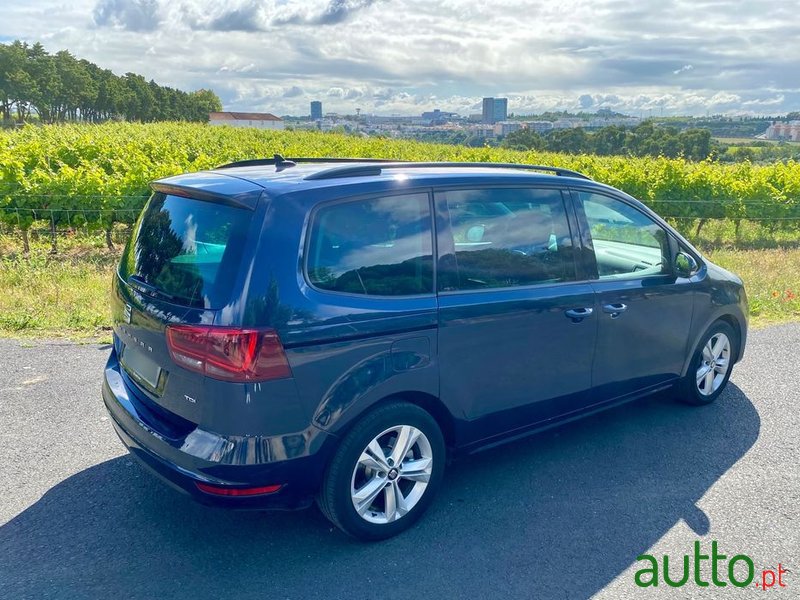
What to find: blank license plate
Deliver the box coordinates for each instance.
[121,345,161,390]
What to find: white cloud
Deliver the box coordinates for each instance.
[1,0,798,116]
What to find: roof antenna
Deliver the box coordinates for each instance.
[274,154,297,172]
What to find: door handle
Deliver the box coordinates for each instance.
[602,303,628,318]
[565,307,594,322]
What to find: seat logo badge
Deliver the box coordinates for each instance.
[124,304,132,324]
[185,395,196,404]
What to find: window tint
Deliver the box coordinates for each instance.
[579,192,669,280]
[119,193,250,308]
[307,193,433,296]
[438,188,576,291]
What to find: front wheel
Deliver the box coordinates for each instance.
[317,402,445,541]
[679,321,738,405]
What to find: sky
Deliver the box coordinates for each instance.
[2,0,799,117]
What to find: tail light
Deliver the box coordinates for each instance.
[166,325,291,382]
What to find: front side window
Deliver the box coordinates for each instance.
[578,192,670,280]
[306,193,433,296]
[438,187,576,291]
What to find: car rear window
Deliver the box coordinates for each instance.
[119,193,250,308]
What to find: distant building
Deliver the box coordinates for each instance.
[209,112,284,130]
[495,121,522,136]
[310,101,323,120]
[475,124,496,138]
[421,109,459,125]
[365,115,409,125]
[525,121,554,133]
[482,97,508,124]
[552,118,581,129]
[493,98,508,122]
[765,121,800,141]
[482,98,494,124]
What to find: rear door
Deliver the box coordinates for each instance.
[573,190,695,399]
[435,186,598,444]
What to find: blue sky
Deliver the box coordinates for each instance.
[3,0,799,116]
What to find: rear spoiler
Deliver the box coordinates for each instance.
[151,172,264,210]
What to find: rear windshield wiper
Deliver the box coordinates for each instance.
[128,275,177,302]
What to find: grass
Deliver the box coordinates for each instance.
[673,219,800,250]
[0,229,798,341]
[714,137,800,146]
[706,248,800,326]
[0,231,118,342]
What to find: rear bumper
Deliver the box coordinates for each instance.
[102,350,336,510]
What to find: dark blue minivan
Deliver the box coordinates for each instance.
[102,157,748,540]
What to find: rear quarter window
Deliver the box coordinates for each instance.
[305,193,434,296]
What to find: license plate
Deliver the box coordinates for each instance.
[121,345,162,390]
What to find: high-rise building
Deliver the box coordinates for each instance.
[482,97,495,124]
[493,98,508,122]
[310,101,323,120]
[482,97,508,124]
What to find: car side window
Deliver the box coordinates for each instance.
[438,187,576,291]
[578,192,670,280]
[306,193,433,296]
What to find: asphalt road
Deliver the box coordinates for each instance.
[0,325,797,599]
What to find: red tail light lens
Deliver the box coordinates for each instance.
[195,482,283,496]
[166,325,291,382]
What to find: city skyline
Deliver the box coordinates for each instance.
[2,1,798,117]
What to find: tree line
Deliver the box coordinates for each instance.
[502,121,714,161]
[0,40,222,124]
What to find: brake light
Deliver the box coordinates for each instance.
[165,325,291,382]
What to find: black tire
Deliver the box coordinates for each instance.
[679,321,738,406]
[317,402,446,541]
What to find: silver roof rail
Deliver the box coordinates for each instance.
[216,155,408,170]
[303,162,592,181]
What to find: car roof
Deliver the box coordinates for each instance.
[152,159,608,205]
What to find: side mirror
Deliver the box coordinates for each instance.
[674,252,698,278]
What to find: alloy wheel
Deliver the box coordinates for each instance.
[696,332,731,396]
[350,425,433,524]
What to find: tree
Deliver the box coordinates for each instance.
[188,89,222,120]
[590,125,628,155]
[546,128,589,153]
[0,39,223,124]
[680,129,712,161]
[501,129,545,151]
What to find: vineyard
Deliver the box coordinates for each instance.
[1,121,799,337]
[2,122,800,253]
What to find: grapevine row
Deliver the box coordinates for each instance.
[2,122,799,248]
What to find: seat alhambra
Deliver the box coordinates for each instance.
[102,157,747,540]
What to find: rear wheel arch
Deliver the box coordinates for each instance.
[330,391,457,451]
